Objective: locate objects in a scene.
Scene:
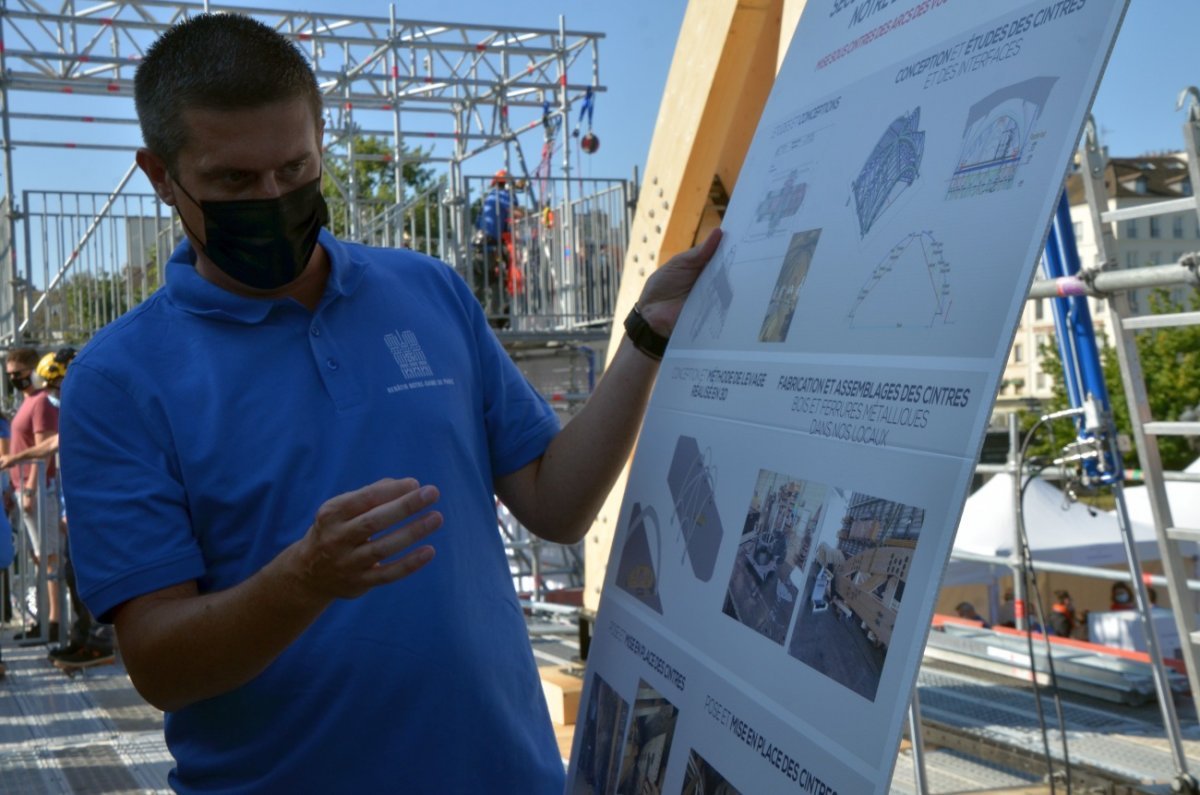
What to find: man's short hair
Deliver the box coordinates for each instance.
[6,348,39,368]
[134,13,323,172]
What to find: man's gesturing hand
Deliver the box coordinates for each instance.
[290,478,442,600]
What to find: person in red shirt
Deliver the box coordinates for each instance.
[5,347,60,641]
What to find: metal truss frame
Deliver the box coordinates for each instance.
[0,0,606,337]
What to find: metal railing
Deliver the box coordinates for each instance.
[461,174,631,334]
[6,459,67,645]
[16,186,179,345]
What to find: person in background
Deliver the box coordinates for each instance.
[0,408,11,678]
[472,169,525,322]
[955,601,991,628]
[2,349,115,669]
[1049,590,1079,637]
[5,347,60,642]
[1110,581,1135,611]
[995,588,1017,628]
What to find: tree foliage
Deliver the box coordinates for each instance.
[321,135,439,244]
[1026,289,1200,472]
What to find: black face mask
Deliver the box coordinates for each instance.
[174,174,329,291]
[6,372,31,392]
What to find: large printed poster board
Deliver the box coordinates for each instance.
[567,2,1128,793]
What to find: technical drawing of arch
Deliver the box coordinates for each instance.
[667,435,724,583]
[687,243,736,342]
[615,502,664,613]
[847,231,952,329]
[748,169,808,240]
[946,77,1058,200]
[851,107,925,237]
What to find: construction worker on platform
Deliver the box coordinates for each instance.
[472,168,525,324]
[58,13,720,794]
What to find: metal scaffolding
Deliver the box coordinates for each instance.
[0,0,612,344]
[0,1,619,601]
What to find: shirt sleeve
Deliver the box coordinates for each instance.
[59,361,205,622]
[449,270,560,477]
[30,393,59,436]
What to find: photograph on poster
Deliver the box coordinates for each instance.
[846,230,953,330]
[759,228,822,343]
[571,673,632,795]
[685,242,736,342]
[614,502,665,614]
[667,436,724,583]
[787,490,925,700]
[747,168,808,241]
[615,680,680,795]
[946,76,1058,201]
[722,471,829,645]
[681,750,743,795]
[851,106,925,238]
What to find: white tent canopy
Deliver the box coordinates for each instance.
[945,472,1165,587]
[1121,455,1200,532]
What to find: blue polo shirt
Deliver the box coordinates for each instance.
[59,230,564,794]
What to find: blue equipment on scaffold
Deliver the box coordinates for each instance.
[1039,189,1122,486]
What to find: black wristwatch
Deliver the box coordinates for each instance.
[624,305,669,361]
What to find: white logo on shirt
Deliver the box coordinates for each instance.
[384,329,434,380]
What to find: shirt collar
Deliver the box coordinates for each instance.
[164,228,366,323]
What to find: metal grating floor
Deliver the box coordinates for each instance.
[0,635,171,795]
[890,747,1041,794]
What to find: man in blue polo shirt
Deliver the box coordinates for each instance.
[58,14,719,794]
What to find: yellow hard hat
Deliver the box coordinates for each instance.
[36,347,76,386]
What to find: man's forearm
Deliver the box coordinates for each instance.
[5,435,58,466]
[496,229,721,545]
[116,479,441,713]
[116,543,331,713]
[508,336,659,543]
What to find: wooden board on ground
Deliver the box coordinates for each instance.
[539,665,584,726]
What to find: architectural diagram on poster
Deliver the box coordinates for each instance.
[759,228,821,342]
[851,107,925,238]
[686,243,736,342]
[668,436,724,582]
[847,231,952,330]
[722,470,827,646]
[946,77,1058,200]
[614,503,664,614]
[571,2,1128,792]
[787,489,925,701]
[746,168,808,241]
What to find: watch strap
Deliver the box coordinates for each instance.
[624,305,669,361]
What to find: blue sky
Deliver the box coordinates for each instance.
[5,1,1197,198]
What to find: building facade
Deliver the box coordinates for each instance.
[996,153,1199,413]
